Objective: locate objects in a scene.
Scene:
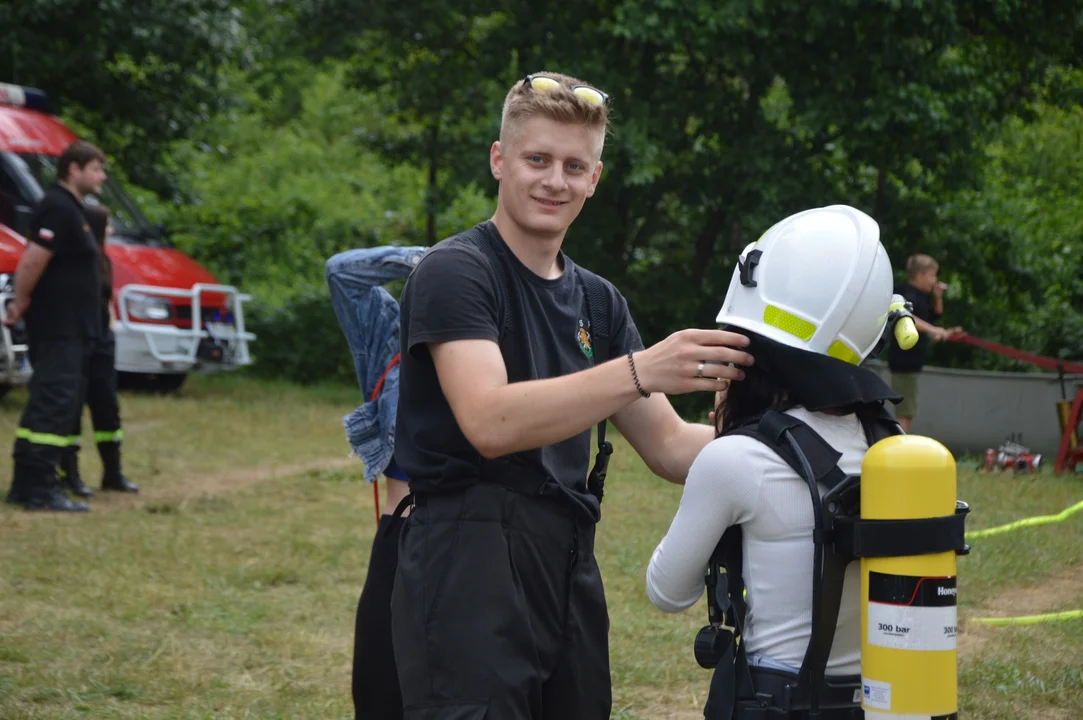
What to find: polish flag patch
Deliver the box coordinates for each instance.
[38,228,55,242]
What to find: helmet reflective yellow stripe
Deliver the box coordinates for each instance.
[827,340,862,365]
[764,305,816,341]
[764,306,862,365]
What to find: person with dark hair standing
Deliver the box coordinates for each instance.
[5,140,108,512]
[60,204,138,495]
[646,206,913,719]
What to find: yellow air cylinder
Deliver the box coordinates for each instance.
[860,435,959,719]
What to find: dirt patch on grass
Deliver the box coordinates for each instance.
[959,562,1083,659]
[144,456,358,503]
[1,456,360,525]
[974,562,1083,617]
[1035,709,1074,720]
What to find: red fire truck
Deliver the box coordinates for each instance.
[0,83,255,397]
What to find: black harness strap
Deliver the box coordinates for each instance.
[755,412,853,714]
[577,265,613,504]
[700,525,751,720]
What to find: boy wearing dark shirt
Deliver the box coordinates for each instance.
[887,253,962,432]
[391,72,753,719]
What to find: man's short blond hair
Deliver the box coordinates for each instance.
[906,253,939,278]
[499,72,610,150]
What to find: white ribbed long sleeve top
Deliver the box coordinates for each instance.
[645,406,869,676]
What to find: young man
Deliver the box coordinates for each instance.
[391,72,754,719]
[325,244,426,720]
[5,140,107,512]
[887,253,962,432]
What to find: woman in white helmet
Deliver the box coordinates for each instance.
[645,205,916,720]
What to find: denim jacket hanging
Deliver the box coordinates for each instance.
[326,246,426,483]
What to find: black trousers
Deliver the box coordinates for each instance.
[353,512,405,720]
[10,337,91,498]
[391,483,611,720]
[72,329,121,443]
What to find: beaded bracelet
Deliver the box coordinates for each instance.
[627,350,650,398]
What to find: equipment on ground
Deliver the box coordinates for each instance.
[948,333,1083,475]
[981,435,1042,474]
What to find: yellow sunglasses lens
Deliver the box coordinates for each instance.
[528,76,607,106]
[572,87,606,106]
[529,77,561,92]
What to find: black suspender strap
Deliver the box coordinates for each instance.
[576,266,613,504]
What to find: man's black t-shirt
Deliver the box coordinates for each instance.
[25,184,103,341]
[394,221,644,517]
[887,281,940,373]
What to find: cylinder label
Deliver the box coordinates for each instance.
[867,572,957,651]
[861,677,892,710]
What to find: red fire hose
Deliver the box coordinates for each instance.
[947,332,1083,375]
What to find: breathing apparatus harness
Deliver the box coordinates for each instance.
[694,296,969,720]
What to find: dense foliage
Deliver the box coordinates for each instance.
[5,1,1083,396]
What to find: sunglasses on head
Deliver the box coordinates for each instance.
[523,74,609,106]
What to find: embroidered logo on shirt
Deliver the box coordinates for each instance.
[38,228,55,242]
[577,318,593,358]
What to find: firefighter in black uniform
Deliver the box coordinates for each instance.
[4,141,108,512]
[59,203,139,496]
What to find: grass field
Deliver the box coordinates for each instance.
[1,375,1081,719]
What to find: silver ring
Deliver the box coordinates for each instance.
[696,362,706,378]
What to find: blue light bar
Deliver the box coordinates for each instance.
[0,83,50,112]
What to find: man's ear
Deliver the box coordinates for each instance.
[586,160,603,198]
[490,141,504,180]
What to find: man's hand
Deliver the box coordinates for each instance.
[932,281,948,298]
[3,297,28,326]
[8,242,53,325]
[632,329,753,396]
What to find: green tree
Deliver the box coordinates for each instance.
[1,0,247,193]
[297,0,1083,406]
[165,62,490,297]
[928,101,1083,371]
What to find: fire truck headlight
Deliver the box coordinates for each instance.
[126,293,172,321]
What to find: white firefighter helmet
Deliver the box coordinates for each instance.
[715,205,895,365]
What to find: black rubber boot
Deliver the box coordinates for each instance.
[7,461,89,512]
[58,447,94,498]
[98,441,139,493]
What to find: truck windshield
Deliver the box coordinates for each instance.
[9,152,164,245]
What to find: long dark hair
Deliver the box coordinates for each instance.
[84,204,112,287]
[713,340,797,437]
